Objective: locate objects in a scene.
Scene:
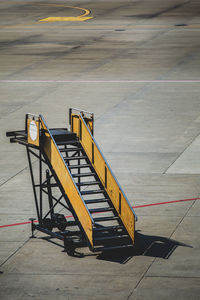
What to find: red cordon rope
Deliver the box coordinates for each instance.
[0,197,199,229]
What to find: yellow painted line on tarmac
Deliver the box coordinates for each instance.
[0,4,93,28]
[0,22,37,29]
[39,5,93,22]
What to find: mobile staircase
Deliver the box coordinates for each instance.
[6,108,137,255]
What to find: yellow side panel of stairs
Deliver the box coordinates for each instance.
[71,114,135,243]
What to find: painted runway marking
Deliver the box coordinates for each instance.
[39,6,93,22]
[0,5,93,28]
[1,80,200,83]
[0,197,199,229]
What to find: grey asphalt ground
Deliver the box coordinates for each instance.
[0,0,200,299]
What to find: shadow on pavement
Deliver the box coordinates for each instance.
[96,231,192,264]
[37,231,192,263]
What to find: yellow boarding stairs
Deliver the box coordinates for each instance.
[6,108,137,255]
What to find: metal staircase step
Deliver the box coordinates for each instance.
[56,140,79,145]
[59,147,82,152]
[93,244,134,253]
[76,181,101,187]
[89,207,114,213]
[93,216,119,222]
[50,129,77,143]
[64,156,87,160]
[68,164,91,169]
[93,225,123,232]
[84,198,109,204]
[94,234,129,242]
[72,172,96,178]
[81,189,105,195]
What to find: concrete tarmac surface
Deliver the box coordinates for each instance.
[0,0,200,299]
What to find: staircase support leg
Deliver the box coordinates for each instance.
[39,149,43,224]
[26,147,40,222]
[46,169,54,218]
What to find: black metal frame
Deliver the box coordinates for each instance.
[6,113,89,256]
[26,144,88,256]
